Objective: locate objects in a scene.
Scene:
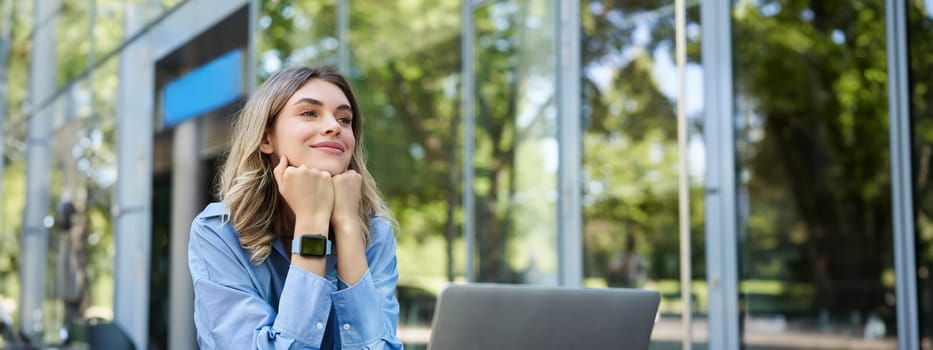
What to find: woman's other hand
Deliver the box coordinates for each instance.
[331,170,362,232]
[332,169,367,284]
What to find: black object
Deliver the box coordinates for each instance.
[88,322,135,350]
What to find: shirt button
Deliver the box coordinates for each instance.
[343,324,351,331]
[315,322,324,330]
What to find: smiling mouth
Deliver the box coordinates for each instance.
[311,141,345,154]
[312,145,344,155]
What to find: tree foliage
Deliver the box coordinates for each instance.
[347,0,463,281]
[580,0,706,286]
[907,0,933,334]
[0,0,33,319]
[733,0,893,319]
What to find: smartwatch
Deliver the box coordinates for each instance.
[291,234,332,257]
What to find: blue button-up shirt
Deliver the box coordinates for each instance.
[188,202,404,349]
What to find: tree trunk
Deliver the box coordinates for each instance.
[766,112,889,320]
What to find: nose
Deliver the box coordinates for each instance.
[322,115,341,135]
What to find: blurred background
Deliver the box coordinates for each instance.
[0,0,932,349]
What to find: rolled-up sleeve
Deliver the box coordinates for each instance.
[189,214,336,349]
[331,217,403,349]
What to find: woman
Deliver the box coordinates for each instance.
[188,65,403,349]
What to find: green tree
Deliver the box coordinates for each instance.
[0,0,33,332]
[906,0,933,335]
[257,0,339,80]
[734,0,894,321]
[346,0,463,281]
[470,0,559,282]
[580,0,706,285]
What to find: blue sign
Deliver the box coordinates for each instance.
[162,49,244,127]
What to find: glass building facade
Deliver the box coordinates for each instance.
[0,0,931,349]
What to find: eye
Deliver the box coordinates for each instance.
[338,116,353,125]
[299,110,317,118]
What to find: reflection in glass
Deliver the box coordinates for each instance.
[49,109,81,346]
[733,0,896,347]
[346,1,462,348]
[908,1,933,346]
[42,89,67,345]
[256,0,339,81]
[163,0,184,11]
[38,58,118,346]
[4,0,31,122]
[57,1,91,85]
[0,138,26,343]
[93,0,125,60]
[0,2,32,344]
[85,59,118,321]
[474,0,558,285]
[581,0,706,347]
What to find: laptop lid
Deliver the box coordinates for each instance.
[427,284,660,350]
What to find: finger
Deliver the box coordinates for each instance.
[310,168,332,178]
[335,169,357,179]
[273,155,288,183]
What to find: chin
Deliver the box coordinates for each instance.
[316,163,350,175]
[295,158,349,175]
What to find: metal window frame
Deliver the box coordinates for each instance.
[702,0,740,349]
[556,0,583,287]
[675,0,693,348]
[462,0,476,282]
[19,0,59,343]
[886,0,920,348]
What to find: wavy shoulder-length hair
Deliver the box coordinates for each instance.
[218,65,394,264]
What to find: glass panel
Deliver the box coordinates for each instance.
[474,0,558,285]
[163,0,184,10]
[581,0,706,347]
[346,1,462,348]
[35,57,118,347]
[732,0,896,347]
[4,0,31,122]
[94,0,125,59]
[0,143,26,348]
[256,0,339,82]
[0,1,34,345]
[57,0,91,86]
[908,0,933,347]
[44,90,69,345]
[85,58,118,324]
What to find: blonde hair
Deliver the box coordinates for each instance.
[218,65,394,264]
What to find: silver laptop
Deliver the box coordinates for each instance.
[427,283,660,350]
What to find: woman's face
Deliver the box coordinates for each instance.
[260,78,356,175]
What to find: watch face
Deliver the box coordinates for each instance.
[299,235,327,256]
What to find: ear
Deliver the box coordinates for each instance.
[259,131,274,155]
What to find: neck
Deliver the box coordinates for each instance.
[281,203,296,239]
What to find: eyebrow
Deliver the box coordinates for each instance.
[292,97,352,112]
